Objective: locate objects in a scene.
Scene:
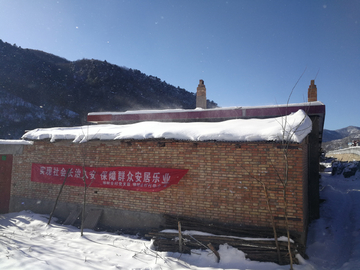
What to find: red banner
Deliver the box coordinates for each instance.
[31,163,188,192]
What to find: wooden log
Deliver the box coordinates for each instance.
[207,243,220,263]
[148,230,298,265]
[162,214,300,240]
[147,232,296,250]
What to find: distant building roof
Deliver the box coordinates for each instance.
[87,101,325,124]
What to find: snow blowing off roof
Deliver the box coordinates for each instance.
[22,109,312,144]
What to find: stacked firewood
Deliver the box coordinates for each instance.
[146,215,304,265]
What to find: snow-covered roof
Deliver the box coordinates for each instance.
[0,139,33,145]
[22,110,312,144]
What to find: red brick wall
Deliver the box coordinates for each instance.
[11,139,308,233]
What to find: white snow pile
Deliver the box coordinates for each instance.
[22,109,312,143]
[1,167,359,269]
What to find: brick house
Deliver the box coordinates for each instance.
[1,80,325,246]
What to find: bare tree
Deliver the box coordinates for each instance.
[245,168,282,264]
[245,70,311,268]
[273,71,310,269]
[244,109,310,266]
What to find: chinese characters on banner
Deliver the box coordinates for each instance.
[31,163,188,192]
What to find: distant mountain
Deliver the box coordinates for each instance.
[322,126,360,152]
[0,40,217,139]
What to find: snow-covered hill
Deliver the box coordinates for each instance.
[0,89,78,139]
[0,39,217,139]
[323,126,360,143]
[322,126,360,152]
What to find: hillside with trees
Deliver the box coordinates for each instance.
[322,126,360,152]
[0,40,217,139]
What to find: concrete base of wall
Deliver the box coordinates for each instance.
[9,196,164,233]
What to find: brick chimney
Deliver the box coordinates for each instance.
[196,79,206,109]
[308,80,317,102]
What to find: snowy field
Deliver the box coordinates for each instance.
[1,167,359,269]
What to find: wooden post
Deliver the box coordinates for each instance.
[48,169,70,225]
[178,221,183,253]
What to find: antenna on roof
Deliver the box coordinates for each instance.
[314,68,320,81]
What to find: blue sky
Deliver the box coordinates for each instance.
[0,0,359,130]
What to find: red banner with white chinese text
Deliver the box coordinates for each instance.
[31,163,188,192]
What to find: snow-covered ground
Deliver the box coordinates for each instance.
[306,165,360,270]
[1,167,359,269]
